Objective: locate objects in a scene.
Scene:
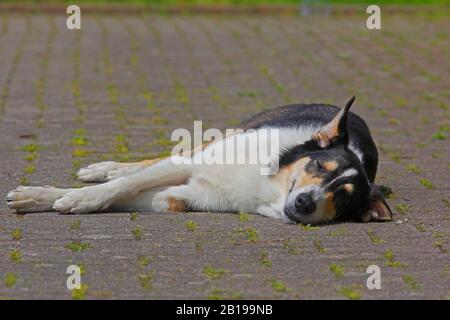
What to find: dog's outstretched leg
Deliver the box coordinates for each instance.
[77,158,163,183]
[53,156,192,214]
[6,186,74,213]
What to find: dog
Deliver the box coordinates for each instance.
[6,97,392,224]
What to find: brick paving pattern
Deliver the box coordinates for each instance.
[0,11,449,299]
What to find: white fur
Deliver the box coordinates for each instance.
[6,125,364,225]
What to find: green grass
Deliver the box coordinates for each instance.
[202,265,228,279]
[137,255,149,268]
[21,143,39,153]
[138,273,153,290]
[243,227,259,242]
[9,249,22,263]
[270,279,291,293]
[420,178,435,190]
[207,288,243,300]
[130,212,138,221]
[405,164,421,174]
[69,220,81,230]
[237,212,251,222]
[402,275,421,291]
[313,239,326,253]
[72,284,88,300]
[329,263,344,278]
[185,220,198,232]
[259,251,272,267]
[1,0,448,4]
[384,249,407,268]
[432,131,447,140]
[4,273,17,288]
[395,203,409,215]
[299,224,320,231]
[10,229,23,241]
[72,149,90,158]
[132,226,143,240]
[367,229,384,244]
[282,239,301,254]
[66,241,91,252]
[338,285,361,300]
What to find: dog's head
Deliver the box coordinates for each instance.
[280,97,392,225]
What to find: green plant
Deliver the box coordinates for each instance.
[72,284,88,300]
[203,265,227,279]
[138,273,153,290]
[313,239,326,253]
[338,285,361,300]
[367,229,384,244]
[420,178,435,189]
[299,224,320,231]
[10,229,22,241]
[402,275,421,291]
[9,249,22,263]
[185,220,198,232]
[384,250,407,268]
[243,227,259,242]
[4,273,17,288]
[69,220,81,230]
[406,164,421,174]
[395,203,409,215]
[270,279,291,293]
[132,226,143,240]
[66,241,91,252]
[329,263,344,278]
[259,251,272,267]
[237,212,250,222]
[137,255,149,268]
[130,212,138,221]
[207,288,243,300]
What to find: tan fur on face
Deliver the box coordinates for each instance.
[324,192,336,220]
[167,197,187,212]
[273,157,326,193]
[343,183,354,193]
[323,161,338,172]
[272,157,311,193]
[295,174,323,188]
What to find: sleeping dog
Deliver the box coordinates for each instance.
[6,97,392,224]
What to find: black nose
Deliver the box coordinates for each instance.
[295,194,316,215]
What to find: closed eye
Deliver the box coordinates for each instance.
[289,179,296,193]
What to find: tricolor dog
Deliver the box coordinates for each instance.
[6,97,393,224]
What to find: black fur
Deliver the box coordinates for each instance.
[239,102,390,223]
[239,103,378,182]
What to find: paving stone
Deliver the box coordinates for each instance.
[0,12,449,299]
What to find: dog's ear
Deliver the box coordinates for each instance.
[360,184,393,222]
[312,96,355,148]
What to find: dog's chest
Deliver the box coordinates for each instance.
[189,126,319,213]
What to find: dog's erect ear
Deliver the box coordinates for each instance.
[312,96,355,148]
[360,185,393,222]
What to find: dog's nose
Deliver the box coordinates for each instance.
[295,194,316,215]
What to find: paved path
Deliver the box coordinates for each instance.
[0,12,449,299]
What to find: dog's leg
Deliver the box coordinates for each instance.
[77,158,163,183]
[6,186,74,213]
[109,187,167,212]
[53,156,192,214]
[109,185,194,213]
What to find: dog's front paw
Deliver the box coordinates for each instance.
[77,161,122,183]
[53,186,113,214]
[6,186,66,213]
[77,161,144,182]
[106,165,144,181]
